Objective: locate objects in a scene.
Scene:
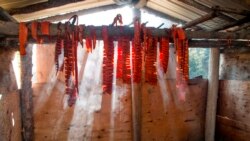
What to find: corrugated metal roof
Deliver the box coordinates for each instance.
[12,0,115,22]
[0,0,47,10]
[146,0,249,30]
[194,0,246,20]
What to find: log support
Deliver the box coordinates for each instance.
[131,8,142,141]
[132,84,142,141]
[20,45,34,141]
[205,48,220,141]
[0,20,249,39]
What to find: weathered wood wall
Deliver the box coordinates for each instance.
[31,43,207,141]
[220,48,250,80]
[141,79,207,141]
[0,48,21,141]
[216,48,250,141]
[32,42,133,141]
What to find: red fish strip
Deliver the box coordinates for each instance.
[159,37,169,73]
[19,23,28,55]
[132,17,142,83]
[144,28,157,84]
[102,26,114,94]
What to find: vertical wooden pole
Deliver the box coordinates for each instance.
[132,84,141,141]
[20,44,34,141]
[132,8,141,141]
[205,48,220,141]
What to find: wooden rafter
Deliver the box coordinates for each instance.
[211,6,250,16]
[0,7,17,22]
[142,7,186,25]
[214,16,250,31]
[229,0,250,8]
[183,11,217,29]
[232,23,250,32]
[180,0,237,22]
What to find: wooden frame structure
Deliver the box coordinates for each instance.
[0,1,249,141]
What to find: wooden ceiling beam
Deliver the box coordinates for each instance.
[214,16,250,31]
[179,0,237,22]
[211,6,250,16]
[188,40,250,48]
[232,23,250,32]
[183,11,217,29]
[0,7,17,22]
[142,7,186,24]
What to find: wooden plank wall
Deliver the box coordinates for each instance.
[141,79,207,141]
[216,48,250,141]
[32,42,133,141]
[217,80,250,141]
[0,48,21,141]
[31,43,208,141]
[219,48,250,80]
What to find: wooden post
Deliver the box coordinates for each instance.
[20,44,34,141]
[205,48,220,141]
[132,84,142,141]
[131,8,142,141]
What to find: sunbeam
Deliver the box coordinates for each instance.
[11,52,21,89]
[67,41,103,140]
[156,44,169,111]
[32,44,60,114]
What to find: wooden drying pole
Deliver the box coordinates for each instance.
[0,20,249,48]
[0,20,249,39]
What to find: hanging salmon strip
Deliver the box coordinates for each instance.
[41,21,50,35]
[19,22,28,55]
[31,22,38,42]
